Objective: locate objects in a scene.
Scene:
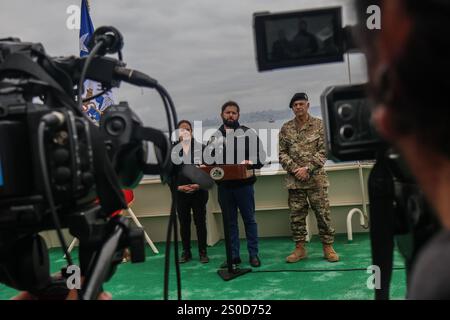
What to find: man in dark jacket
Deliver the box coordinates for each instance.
[205,101,266,267]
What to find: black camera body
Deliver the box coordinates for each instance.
[320,84,381,161]
[0,103,94,220]
[0,30,172,298]
[253,7,379,161]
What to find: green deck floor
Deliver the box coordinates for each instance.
[0,233,407,300]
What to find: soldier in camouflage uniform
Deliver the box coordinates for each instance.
[279,92,339,263]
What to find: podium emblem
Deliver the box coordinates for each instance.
[210,167,225,180]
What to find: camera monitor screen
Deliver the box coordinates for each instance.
[253,7,344,71]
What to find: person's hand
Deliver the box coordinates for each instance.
[178,185,194,193]
[188,184,200,191]
[11,292,38,300]
[297,167,310,181]
[293,167,310,181]
[240,160,253,168]
[10,268,113,301]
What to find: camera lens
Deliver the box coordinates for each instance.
[337,103,354,121]
[339,125,355,141]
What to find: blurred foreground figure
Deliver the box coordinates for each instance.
[356,0,450,299]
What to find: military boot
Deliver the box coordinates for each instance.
[323,244,339,262]
[286,242,307,263]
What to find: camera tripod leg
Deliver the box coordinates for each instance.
[76,216,145,300]
[80,224,124,300]
[64,238,79,258]
[125,208,159,254]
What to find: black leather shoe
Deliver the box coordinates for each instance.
[220,257,241,268]
[249,256,261,267]
[180,251,192,263]
[199,251,209,264]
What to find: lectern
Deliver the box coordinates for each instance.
[199,164,253,181]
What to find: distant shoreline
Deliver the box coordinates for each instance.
[200,106,322,127]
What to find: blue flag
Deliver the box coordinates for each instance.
[79,0,114,123]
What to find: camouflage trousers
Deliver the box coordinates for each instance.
[288,188,335,244]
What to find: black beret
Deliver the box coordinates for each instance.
[289,92,309,108]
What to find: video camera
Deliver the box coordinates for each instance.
[0,26,179,299]
[253,6,440,300]
[253,6,381,161]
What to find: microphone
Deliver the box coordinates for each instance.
[114,66,158,88]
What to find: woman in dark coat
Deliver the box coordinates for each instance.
[175,120,209,263]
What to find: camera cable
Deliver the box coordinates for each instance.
[163,89,182,300]
[157,86,182,300]
[37,115,74,267]
[155,84,178,138]
[163,181,182,300]
[82,88,109,103]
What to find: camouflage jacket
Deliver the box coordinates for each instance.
[279,115,329,189]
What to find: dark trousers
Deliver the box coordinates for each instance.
[177,190,209,253]
[218,184,259,259]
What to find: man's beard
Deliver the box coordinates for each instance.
[222,118,239,129]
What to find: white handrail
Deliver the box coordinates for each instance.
[346,208,366,241]
[357,162,369,228]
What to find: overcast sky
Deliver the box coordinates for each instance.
[0,0,367,130]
